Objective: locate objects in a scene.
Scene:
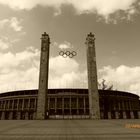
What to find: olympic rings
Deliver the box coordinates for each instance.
[59,51,77,58]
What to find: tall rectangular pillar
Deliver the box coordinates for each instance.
[76,97,79,115]
[25,112,28,120]
[55,98,57,114]
[130,111,134,119]
[17,112,21,120]
[108,112,111,119]
[138,111,140,119]
[83,97,86,115]
[123,111,127,119]
[1,112,5,120]
[115,111,119,119]
[62,98,64,116]
[36,32,50,120]
[70,97,71,115]
[9,112,13,120]
[17,99,19,110]
[33,112,36,120]
[86,33,100,119]
[100,111,104,119]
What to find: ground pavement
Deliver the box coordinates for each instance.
[0,119,140,140]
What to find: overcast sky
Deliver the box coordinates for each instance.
[0,0,140,96]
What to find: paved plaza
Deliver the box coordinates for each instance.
[0,119,140,140]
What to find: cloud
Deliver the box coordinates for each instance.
[0,17,23,32]
[0,37,11,50]
[99,65,140,96]
[1,46,140,97]
[0,47,40,92]
[49,56,87,88]
[0,0,139,22]
[49,56,79,75]
[0,37,20,50]
[9,17,23,32]
[51,41,73,50]
[58,41,73,50]
[0,47,39,70]
[0,67,39,92]
[0,47,87,92]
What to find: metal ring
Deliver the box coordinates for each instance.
[72,51,77,56]
[69,53,73,58]
[65,51,70,56]
[59,51,77,58]
[59,51,64,56]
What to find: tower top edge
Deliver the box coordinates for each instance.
[85,32,95,45]
[87,32,95,37]
[42,32,49,36]
[41,32,50,40]
[87,32,95,39]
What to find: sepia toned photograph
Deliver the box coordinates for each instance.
[0,0,140,139]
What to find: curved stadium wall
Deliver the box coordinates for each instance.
[0,89,140,120]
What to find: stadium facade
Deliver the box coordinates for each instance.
[0,33,140,120]
[0,89,140,120]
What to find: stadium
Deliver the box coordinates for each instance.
[0,32,140,120]
[0,89,140,120]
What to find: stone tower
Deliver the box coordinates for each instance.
[86,32,100,119]
[36,32,50,120]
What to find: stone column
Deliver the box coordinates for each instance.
[34,98,37,110]
[28,98,30,110]
[121,101,125,110]
[17,99,19,110]
[17,112,21,120]
[0,102,2,110]
[86,33,100,119]
[70,97,71,115]
[126,101,129,110]
[25,112,28,120]
[100,111,104,119]
[130,111,134,119]
[84,97,86,115]
[1,112,5,120]
[113,101,116,110]
[123,111,127,119]
[22,99,24,110]
[1,101,3,109]
[115,111,119,119]
[0,101,1,109]
[123,100,127,119]
[55,98,57,115]
[77,97,79,115]
[9,112,13,120]
[108,112,111,119]
[62,98,64,115]
[129,101,131,110]
[8,100,10,110]
[118,102,121,110]
[12,100,14,110]
[3,101,6,110]
[47,98,50,111]
[137,111,140,119]
[36,32,50,120]
[33,112,36,120]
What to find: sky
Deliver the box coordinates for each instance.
[0,0,140,96]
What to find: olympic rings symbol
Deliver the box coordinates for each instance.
[59,51,77,58]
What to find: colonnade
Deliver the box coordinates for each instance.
[101,99,140,119]
[48,96,89,116]
[0,96,140,119]
[0,98,36,120]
